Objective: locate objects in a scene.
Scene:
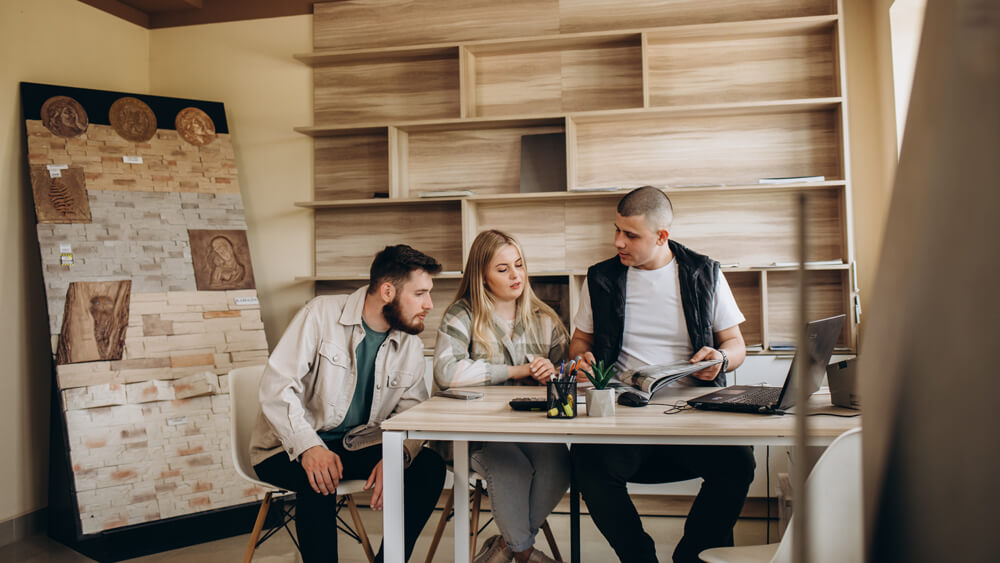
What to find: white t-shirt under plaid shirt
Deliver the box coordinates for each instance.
[434,298,568,389]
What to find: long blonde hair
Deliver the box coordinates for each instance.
[452,230,566,358]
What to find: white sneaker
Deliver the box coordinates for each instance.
[474,534,514,563]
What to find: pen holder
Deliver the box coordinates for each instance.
[546,380,577,419]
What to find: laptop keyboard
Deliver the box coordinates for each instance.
[730,387,782,406]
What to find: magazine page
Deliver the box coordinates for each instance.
[620,359,722,394]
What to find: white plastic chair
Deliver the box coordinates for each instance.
[699,427,863,563]
[229,365,374,563]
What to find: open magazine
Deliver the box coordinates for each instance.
[614,359,723,395]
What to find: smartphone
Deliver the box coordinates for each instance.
[434,390,484,400]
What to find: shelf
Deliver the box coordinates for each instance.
[559,0,836,34]
[398,122,566,196]
[312,0,837,51]
[314,131,389,200]
[646,19,839,106]
[313,49,460,126]
[298,16,838,66]
[727,271,763,348]
[302,0,857,352]
[314,202,463,277]
[295,44,459,66]
[464,33,643,117]
[471,187,847,271]
[295,97,842,137]
[571,102,844,189]
[766,269,851,349]
[295,180,848,209]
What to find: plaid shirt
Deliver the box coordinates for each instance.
[433,298,568,389]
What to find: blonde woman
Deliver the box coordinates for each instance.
[435,230,569,563]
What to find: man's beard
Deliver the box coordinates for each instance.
[382,297,424,335]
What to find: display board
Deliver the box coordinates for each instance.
[21,82,267,536]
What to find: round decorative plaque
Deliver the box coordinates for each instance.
[109,97,157,142]
[175,107,216,146]
[40,96,89,138]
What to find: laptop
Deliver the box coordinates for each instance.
[687,314,845,415]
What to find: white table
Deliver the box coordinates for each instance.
[380,386,860,563]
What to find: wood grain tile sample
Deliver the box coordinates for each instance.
[57,280,132,365]
[29,165,91,223]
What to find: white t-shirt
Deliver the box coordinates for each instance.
[575,259,744,380]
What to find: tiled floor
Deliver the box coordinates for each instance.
[0,510,779,562]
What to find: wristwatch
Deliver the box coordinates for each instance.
[717,348,729,373]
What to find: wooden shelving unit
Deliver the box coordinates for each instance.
[297,0,858,354]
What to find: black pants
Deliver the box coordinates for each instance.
[254,441,445,563]
[572,444,755,563]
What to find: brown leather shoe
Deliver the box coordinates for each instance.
[524,547,564,563]
[474,534,514,563]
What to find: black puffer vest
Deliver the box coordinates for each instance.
[587,239,724,386]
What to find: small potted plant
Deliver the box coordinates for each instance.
[584,360,617,417]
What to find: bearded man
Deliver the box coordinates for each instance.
[251,244,446,563]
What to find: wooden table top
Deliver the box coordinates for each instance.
[382,386,860,441]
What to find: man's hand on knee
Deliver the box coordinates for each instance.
[366,460,384,510]
[300,445,343,496]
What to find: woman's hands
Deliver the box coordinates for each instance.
[511,354,557,383]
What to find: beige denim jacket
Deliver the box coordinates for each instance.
[249,287,428,466]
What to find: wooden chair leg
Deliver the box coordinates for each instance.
[424,487,455,563]
[346,494,375,563]
[541,519,561,562]
[243,491,272,563]
[470,479,484,554]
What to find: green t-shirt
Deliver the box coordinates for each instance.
[318,319,388,443]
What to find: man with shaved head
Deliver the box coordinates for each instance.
[570,186,754,563]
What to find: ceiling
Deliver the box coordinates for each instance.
[78,0,321,29]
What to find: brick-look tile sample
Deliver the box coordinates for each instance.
[57,280,131,364]
[188,229,256,291]
[23,84,269,535]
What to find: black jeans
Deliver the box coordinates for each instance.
[254,441,445,563]
[572,444,755,563]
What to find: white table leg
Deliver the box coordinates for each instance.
[382,431,405,563]
[453,440,470,563]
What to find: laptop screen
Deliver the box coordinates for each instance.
[775,314,846,410]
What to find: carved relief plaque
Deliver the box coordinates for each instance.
[188,229,256,291]
[175,107,216,146]
[29,165,91,223]
[40,95,89,138]
[57,280,132,365]
[109,97,157,142]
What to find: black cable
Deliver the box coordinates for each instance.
[806,412,861,417]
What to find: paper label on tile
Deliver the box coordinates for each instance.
[234,296,259,306]
[46,164,68,178]
[123,155,143,164]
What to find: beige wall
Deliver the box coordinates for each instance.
[147,16,315,349]
[0,0,149,522]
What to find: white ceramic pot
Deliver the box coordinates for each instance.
[586,388,616,417]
